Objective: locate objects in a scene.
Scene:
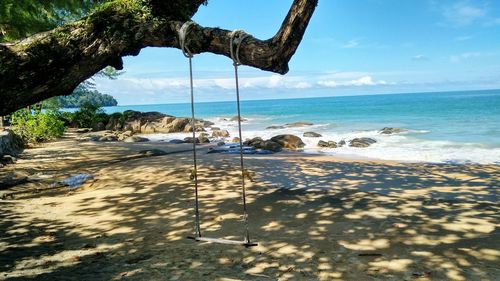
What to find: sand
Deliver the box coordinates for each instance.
[0,131,499,280]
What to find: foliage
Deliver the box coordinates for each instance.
[109,112,126,128]
[0,0,108,42]
[42,65,121,109]
[10,109,65,143]
[71,102,109,129]
[43,85,118,109]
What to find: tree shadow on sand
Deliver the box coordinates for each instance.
[1,140,499,280]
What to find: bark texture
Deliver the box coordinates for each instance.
[0,0,318,115]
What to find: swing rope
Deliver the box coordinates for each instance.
[179,23,256,246]
[179,21,201,238]
[229,29,252,244]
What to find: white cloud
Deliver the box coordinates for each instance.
[317,71,371,80]
[442,1,487,26]
[317,80,338,87]
[97,71,397,104]
[450,52,482,63]
[346,76,387,86]
[412,55,429,61]
[342,39,360,49]
[318,75,389,88]
[111,74,315,93]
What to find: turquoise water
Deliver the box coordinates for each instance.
[103,89,500,164]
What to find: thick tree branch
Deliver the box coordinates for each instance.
[0,0,318,115]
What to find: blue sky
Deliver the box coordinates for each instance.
[95,0,500,105]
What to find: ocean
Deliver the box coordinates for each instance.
[102,89,500,164]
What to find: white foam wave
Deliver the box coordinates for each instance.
[140,119,500,164]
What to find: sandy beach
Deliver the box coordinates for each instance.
[1,131,499,280]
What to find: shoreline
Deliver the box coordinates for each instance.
[0,133,500,281]
[94,89,500,165]
[0,132,499,280]
[139,132,500,165]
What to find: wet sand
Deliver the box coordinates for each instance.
[0,131,499,280]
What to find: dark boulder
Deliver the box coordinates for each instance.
[379,127,404,134]
[266,121,314,130]
[0,130,23,157]
[168,118,190,132]
[243,137,282,152]
[303,131,322,138]
[265,125,285,130]
[284,121,314,127]
[98,135,118,142]
[243,137,264,146]
[183,123,205,133]
[270,134,305,149]
[184,137,200,144]
[229,116,247,122]
[198,134,210,143]
[203,120,215,127]
[318,140,337,148]
[212,129,230,138]
[259,140,282,152]
[349,138,377,148]
[168,139,185,144]
[138,149,168,157]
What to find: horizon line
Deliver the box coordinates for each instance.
[109,88,500,108]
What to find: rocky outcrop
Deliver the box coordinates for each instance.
[259,140,283,152]
[183,123,206,133]
[303,131,322,137]
[163,118,190,133]
[104,110,212,134]
[270,134,305,150]
[168,139,185,144]
[203,120,215,127]
[212,129,230,138]
[318,140,337,148]
[244,137,264,146]
[183,137,199,144]
[244,135,306,151]
[0,130,23,157]
[227,116,247,122]
[379,127,404,134]
[138,149,168,157]
[285,121,314,127]
[198,133,210,143]
[266,121,313,130]
[243,137,282,152]
[265,125,283,130]
[349,138,377,148]
[184,134,210,144]
[98,135,118,142]
[117,131,133,141]
[78,130,140,143]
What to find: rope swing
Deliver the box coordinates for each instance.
[179,22,257,247]
[178,21,202,239]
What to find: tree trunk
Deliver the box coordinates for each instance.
[0,0,318,116]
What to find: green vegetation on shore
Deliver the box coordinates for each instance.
[43,86,118,109]
[10,102,116,144]
[11,109,65,143]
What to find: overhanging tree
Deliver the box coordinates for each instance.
[0,0,318,116]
